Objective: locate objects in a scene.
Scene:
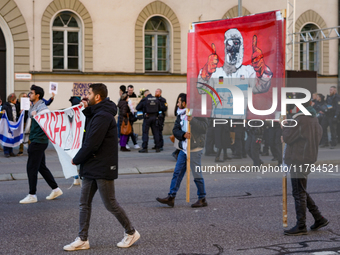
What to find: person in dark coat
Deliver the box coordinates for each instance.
[117,93,131,151]
[2,93,21,157]
[64,83,140,251]
[282,94,329,236]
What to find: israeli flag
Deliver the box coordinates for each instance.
[0,111,24,147]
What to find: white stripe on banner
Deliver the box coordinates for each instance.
[0,111,25,147]
[33,104,85,179]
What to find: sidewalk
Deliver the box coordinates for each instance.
[1,135,340,181]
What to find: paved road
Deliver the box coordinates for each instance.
[1,170,339,255]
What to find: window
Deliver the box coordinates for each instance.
[300,24,319,71]
[52,12,80,70]
[145,16,170,72]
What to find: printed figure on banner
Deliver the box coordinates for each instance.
[197,29,273,119]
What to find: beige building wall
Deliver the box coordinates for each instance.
[0,0,338,113]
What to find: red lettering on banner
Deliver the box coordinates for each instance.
[49,112,56,144]
[72,106,82,149]
[59,113,66,147]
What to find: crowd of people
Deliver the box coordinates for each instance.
[0,83,331,251]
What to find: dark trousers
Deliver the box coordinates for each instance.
[3,146,13,155]
[204,122,216,155]
[142,115,160,149]
[79,178,134,241]
[234,126,246,157]
[157,117,165,148]
[290,168,322,227]
[268,127,282,163]
[27,142,58,194]
[245,133,261,166]
[127,124,137,145]
[321,115,337,146]
[117,116,121,139]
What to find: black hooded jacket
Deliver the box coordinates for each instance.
[73,98,118,180]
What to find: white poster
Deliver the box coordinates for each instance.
[20,97,30,110]
[49,82,58,94]
[34,105,85,179]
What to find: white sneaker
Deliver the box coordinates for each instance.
[117,230,140,248]
[73,178,81,186]
[46,188,63,200]
[19,194,37,204]
[63,237,90,251]
[134,144,140,149]
[126,144,130,149]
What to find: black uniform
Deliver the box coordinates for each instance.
[155,96,167,149]
[136,94,161,150]
[321,94,340,146]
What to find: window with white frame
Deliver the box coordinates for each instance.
[144,16,170,72]
[52,12,81,70]
[300,24,319,71]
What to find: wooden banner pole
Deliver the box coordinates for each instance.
[186,110,191,203]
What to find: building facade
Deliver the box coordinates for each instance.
[0,0,338,113]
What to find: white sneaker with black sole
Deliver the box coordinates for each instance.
[134,144,140,149]
[117,230,140,248]
[63,237,90,251]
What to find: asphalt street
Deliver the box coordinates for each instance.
[1,170,340,255]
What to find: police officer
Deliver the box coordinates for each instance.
[321,86,340,148]
[136,90,161,153]
[154,88,167,151]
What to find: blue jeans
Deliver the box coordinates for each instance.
[169,150,206,199]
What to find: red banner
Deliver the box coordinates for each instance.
[187,10,285,119]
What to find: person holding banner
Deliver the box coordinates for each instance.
[156,93,208,208]
[20,85,63,204]
[64,83,139,251]
[282,94,329,236]
[2,93,21,157]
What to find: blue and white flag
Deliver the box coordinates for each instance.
[0,111,24,147]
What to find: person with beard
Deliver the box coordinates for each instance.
[64,83,139,251]
[197,29,273,120]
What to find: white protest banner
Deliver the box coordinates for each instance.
[49,82,58,94]
[20,97,30,110]
[34,105,85,179]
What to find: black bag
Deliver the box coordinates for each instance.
[129,112,137,123]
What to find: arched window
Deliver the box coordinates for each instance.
[144,16,170,72]
[52,12,81,70]
[299,24,319,71]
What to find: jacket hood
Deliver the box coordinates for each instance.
[86,97,117,117]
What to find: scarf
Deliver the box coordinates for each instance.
[177,108,188,153]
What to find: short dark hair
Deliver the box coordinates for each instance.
[128,85,134,89]
[178,93,186,104]
[120,85,126,93]
[30,85,44,100]
[90,83,108,100]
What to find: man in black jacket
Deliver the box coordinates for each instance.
[136,90,162,153]
[156,93,208,208]
[282,95,329,236]
[64,83,140,251]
